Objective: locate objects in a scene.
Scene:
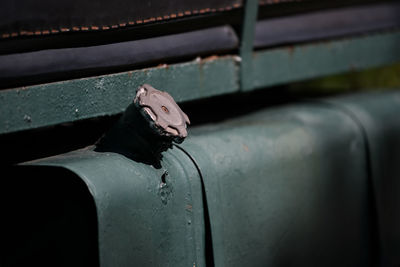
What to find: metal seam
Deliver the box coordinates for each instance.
[173,144,215,267]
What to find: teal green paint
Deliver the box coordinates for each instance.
[239,0,258,91]
[247,31,400,91]
[24,147,206,267]
[182,100,374,266]
[1,32,400,135]
[9,91,400,266]
[323,91,400,266]
[0,56,238,135]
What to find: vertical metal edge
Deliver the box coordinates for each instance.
[239,0,259,91]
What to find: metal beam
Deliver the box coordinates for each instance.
[0,56,238,135]
[247,31,400,91]
[1,31,400,135]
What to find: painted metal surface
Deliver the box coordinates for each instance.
[24,147,206,267]
[1,30,399,135]
[6,92,400,266]
[239,0,258,91]
[181,102,374,266]
[248,31,400,91]
[0,56,238,135]
[324,91,400,267]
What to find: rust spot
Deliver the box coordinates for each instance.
[186,204,193,211]
[201,55,220,62]
[287,45,295,57]
[242,144,249,152]
[156,63,168,69]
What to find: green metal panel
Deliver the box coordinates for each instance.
[7,92,400,266]
[239,0,259,91]
[323,91,400,266]
[247,31,400,91]
[23,147,206,267]
[181,102,374,266]
[0,56,238,135]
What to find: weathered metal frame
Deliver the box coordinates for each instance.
[1,0,400,135]
[0,57,239,134]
